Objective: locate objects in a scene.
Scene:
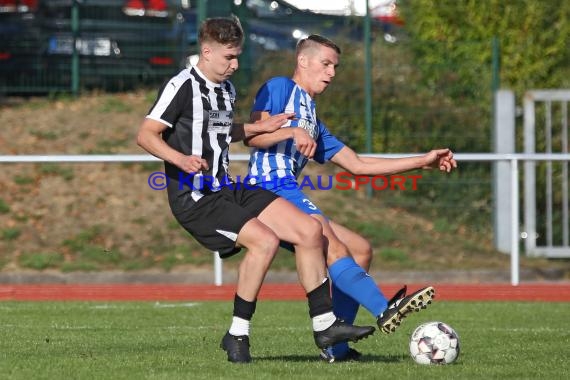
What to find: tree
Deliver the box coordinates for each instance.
[400,0,570,96]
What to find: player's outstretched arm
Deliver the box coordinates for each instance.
[330,146,457,176]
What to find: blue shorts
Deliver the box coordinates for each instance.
[268,186,325,253]
[271,186,324,216]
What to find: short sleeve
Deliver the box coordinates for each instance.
[314,121,345,163]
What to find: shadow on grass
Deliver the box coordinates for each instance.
[255,354,404,363]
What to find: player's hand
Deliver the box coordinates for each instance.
[177,155,209,174]
[422,148,457,173]
[255,112,296,133]
[292,128,317,158]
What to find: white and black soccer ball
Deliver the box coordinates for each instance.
[409,321,460,365]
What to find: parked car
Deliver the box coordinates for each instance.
[0,0,393,95]
[244,0,368,42]
[259,0,404,43]
[0,1,44,92]
[0,0,189,94]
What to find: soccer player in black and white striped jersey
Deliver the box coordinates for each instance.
[136,16,375,363]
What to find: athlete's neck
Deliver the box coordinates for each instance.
[292,73,315,98]
[195,61,223,85]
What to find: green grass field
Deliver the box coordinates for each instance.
[0,301,568,379]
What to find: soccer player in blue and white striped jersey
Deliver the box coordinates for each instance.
[246,34,456,362]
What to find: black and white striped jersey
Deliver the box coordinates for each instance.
[146,65,236,206]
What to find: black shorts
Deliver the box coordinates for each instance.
[171,184,279,258]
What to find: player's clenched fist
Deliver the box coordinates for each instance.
[176,155,209,174]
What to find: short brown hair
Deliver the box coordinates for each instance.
[198,16,244,47]
[296,34,341,56]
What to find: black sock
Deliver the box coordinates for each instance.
[233,293,256,320]
[306,278,333,318]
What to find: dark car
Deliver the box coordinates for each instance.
[0,0,189,94]
[244,0,372,42]
[0,1,46,92]
[0,0,385,95]
[245,0,401,43]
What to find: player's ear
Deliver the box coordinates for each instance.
[201,43,211,60]
[298,53,308,69]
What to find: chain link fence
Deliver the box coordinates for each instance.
[1,0,509,248]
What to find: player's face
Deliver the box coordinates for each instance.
[198,41,242,83]
[305,45,339,96]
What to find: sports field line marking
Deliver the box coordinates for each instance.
[488,326,569,333]
[153,302,200,308]
[50,324,92,330]
[91,304,121,309]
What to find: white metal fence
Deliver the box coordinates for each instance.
[2,152,570,286]
[523,90,570,258]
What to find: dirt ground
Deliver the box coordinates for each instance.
[0,92,568,280]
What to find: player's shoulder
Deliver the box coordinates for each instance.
[261,77,296,100]
[254,77,296,108]
[265,76,295,89]
[158,68,195,96]
[170,68,193,86]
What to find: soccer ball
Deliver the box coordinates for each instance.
[409,321,460,365]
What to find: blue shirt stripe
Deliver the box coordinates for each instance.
[248,77,344,186]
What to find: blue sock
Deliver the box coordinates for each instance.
[328,256,388,318]
[330,282,359,358]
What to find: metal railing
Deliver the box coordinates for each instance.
[2,152,570,286]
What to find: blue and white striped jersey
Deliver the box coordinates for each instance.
[247,77,344,186]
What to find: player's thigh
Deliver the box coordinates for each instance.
[236,217,279,253]
[311,214,344,245]
[263,188,325,249]
[274,188,343,249]
[257,197,322,246]
[273,187,324,216]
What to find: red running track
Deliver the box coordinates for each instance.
[0,283,569,302]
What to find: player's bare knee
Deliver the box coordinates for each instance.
[352,242,373,269]
[297,217,323,247]
[252,231,279,257]
[266,232,280,253]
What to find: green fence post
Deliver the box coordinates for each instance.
[197,0,207,25]
[364,0,373,197]
[492,36,500,92]
[71,0,80,96]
